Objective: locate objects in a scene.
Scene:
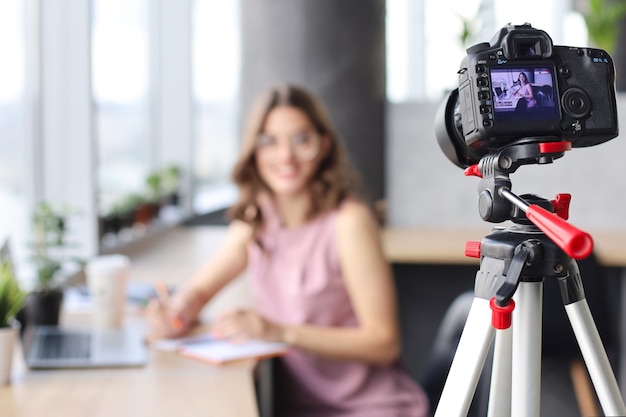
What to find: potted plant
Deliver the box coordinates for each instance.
[455,1,488,49]
[99,208,121,241]
[582,0,626,54]
[112,195,140,232]
[98,195,139,247]
[0,260,26,385]
[25,202,79,326]
[119,192,149,226]
[143,172,163,221]
[161,165,182,206]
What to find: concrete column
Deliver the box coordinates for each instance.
[239,0,386,203]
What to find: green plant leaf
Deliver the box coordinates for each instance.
[584,0,626,53]
[0,261,26,328]
[29,201,81,291]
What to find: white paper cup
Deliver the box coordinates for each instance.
[85,254,130,329]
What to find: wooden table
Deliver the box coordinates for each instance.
[381,227,488,265]
[0,226,259,417]
[381,227,626,267]
[1,344,259,417]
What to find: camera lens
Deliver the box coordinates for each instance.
[562,88,591,119]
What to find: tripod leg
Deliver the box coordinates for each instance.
[434,297,495,417]
[566,299,626,416]
[560,258,626,416]
[487,325,512,417]
[511,280,543,417]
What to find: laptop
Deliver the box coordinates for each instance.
[1,235,147,369]
[23,324,148,369]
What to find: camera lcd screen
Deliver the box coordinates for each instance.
[490,66,560,123]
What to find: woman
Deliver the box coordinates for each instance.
[147,84,429,417]
[513,72,537,109]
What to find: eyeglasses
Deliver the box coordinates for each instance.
[255,131,321,161]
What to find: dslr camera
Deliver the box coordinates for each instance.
[436,23,619,168]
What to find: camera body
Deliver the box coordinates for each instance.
[437,23,618,168]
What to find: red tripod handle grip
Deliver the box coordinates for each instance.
[526,204,594,259]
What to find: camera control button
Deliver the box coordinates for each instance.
[480,105,491,114]
[558,65,571,78]
[588,49,606,59]
[476,65,487,73]
[483,120,493,128]
[477,78,489,87]
[562,88,591,118]
[478,91,490,100]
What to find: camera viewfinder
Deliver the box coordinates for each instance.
[515,39,542,57]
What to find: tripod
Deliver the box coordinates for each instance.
[434,141,626,417]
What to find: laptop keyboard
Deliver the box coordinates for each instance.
[36,332,92,360]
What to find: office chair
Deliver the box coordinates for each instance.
[255,358,276,417]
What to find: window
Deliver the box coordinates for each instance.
[92,0,152,216]
[191,0,240,213]
[386,0,589,102]
[0,0,31,264]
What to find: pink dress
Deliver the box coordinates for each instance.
[248,202,429,417]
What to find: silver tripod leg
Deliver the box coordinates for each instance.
[486,324,512,417]
[434,297,494,417]
[511,281,543,417]
[566,298,626,416]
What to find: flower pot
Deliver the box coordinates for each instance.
[133,202,159,225]
[0,324,19,385]
[163,192,180,206]
[100,214,122,237]
[25,289,64,326]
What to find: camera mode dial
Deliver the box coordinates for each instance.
[562,88,591,119]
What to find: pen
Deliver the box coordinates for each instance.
[154,280,184,331]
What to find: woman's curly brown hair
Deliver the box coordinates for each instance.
[227,84,360,232]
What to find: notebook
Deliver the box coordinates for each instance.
[151,333,288,365]
[23,325,148,369]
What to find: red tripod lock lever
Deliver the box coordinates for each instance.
[499,188,594,260]
[525,204,593,259]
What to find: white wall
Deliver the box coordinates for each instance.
[386,93,626,232]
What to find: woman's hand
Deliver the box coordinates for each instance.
[211,309,285,343]
[145,298,187,340]
[145,287,205,340]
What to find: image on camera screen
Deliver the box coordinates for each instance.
[489,66,560,123]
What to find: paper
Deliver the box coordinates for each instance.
[151,333,288,365]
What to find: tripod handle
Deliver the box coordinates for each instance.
[526,204,594,259]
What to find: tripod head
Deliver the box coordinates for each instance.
[463,139,593,260]
[432,22,618,259]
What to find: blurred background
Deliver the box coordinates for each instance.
[1,0,625,285]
